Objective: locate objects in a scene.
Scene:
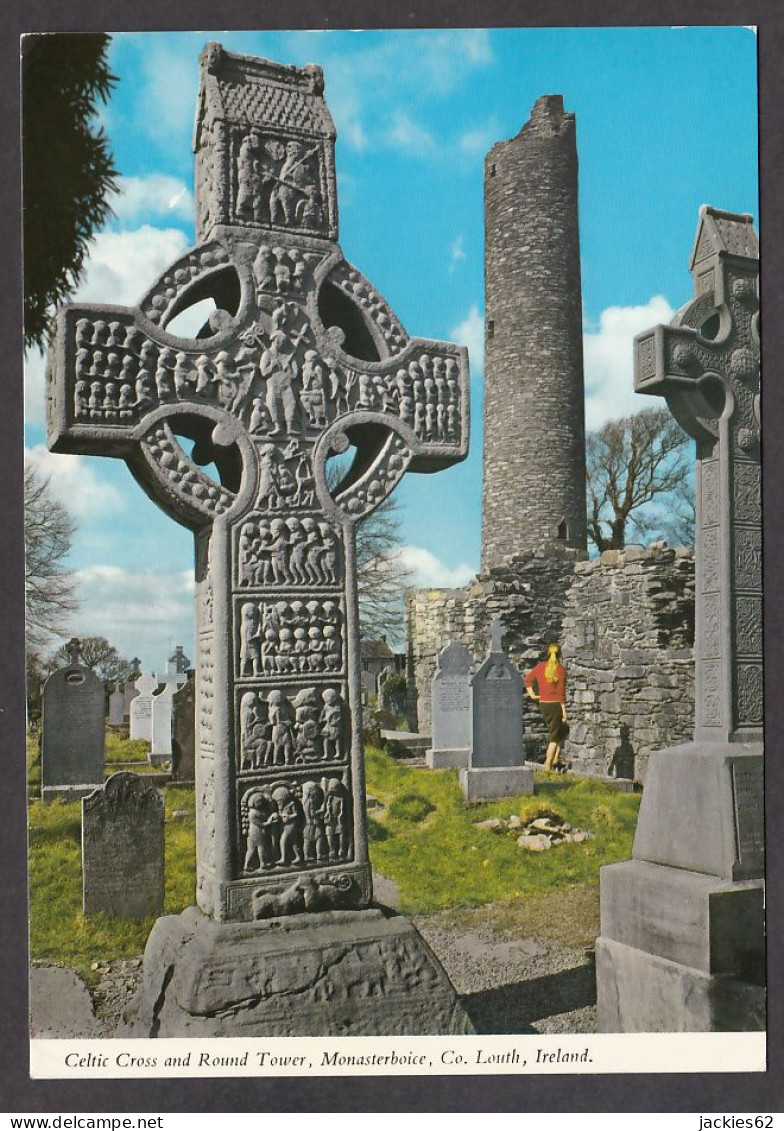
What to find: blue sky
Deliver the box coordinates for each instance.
[24,27,759,668]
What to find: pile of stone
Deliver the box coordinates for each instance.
[474,813,593,852]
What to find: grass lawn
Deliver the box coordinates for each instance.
[28,787,195,981]
[364,746,640,915]
[27,743,639,975]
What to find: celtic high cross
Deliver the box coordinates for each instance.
[48,43,469,922]
[635,205,761,744]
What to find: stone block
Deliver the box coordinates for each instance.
[632,742,764,881]
[125,906,474,1037]
[459,766,534,801]
[596,936,765,1033]
[599,859,764,980]
[426,747,470,770]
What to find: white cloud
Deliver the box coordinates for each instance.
[400,546,476,589]
[450,304,484,379]
[73,225,191,308]
[457,121,498,155]
[137,39,201,147]
[25,444,125,521]
[583,295,675,431]
[68,565,195,671]
[24,348,47,428]
[449,235,467,274]
[108,174,194,223]
[385,111,436,156]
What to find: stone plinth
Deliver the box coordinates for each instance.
[125,905,474,1037]
[459,765,534,802]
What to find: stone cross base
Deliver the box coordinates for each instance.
[596,741,765,1032]
[124,905,474,1037]
[459,766,534,802]
[426,746,470,770]
[596,937,765,1033]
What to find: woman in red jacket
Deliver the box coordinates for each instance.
[524,643,569,772]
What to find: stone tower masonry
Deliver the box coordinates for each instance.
[482,95,587,571]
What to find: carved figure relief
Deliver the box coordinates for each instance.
[237,513,341,587]
[240,774,351,874]
[231,130,328,235]
[238,599,343,677]
[238,686,347,769]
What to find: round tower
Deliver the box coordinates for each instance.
[482,94,587,572]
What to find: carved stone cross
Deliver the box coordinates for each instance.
[634,205,761,743]
[47,43,469,923]
[489,614,506,654]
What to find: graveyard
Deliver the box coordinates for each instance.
[25,34,763,1044]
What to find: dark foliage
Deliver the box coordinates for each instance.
[23,34,118,349]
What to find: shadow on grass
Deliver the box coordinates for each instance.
[460,956,596,1034]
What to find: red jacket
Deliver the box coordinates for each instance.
[524,661,567,703]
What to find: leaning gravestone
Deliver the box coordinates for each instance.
[129,672,158,742]
[41,639,105,801]
[596,206,764,1032]
[107,684,125,726]
[48,43,473,1037]
[426,640,473,769]
[459,617,533,801]
[82,772,164,918]
[150,679,181,763]
[171,676,196,782]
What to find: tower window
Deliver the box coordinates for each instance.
[486,319,494,340]
[557,518,568,541]
[489,163,496,177]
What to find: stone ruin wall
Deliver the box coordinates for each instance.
[406,544,695,782]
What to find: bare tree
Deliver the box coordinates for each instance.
[355,497,412,642]
[326,460,412,641]
[53,635,130,682]
[24,463,78,648]
[586,406,693,551]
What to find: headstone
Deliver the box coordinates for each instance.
[596,206,764,1033]
[107,684,125,726]
[426,640,473,769]
[167,645,191,681]
[150,680,179,763]
[129,672,159,742]
[47,43,473,1038]
[82,772,164,918]
[171,676,196,782]
[459,617,533,800]
[41,638,105,801]
[123,660,141,719]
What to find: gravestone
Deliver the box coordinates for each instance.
[123,660,141,719]
[129,672,159,742]
[171,676,196,782]
[82,772,164,918]
[41,639,105,801]
[596,207,765,1033]
[150,679,180,763]
[48,43,472,1037]
[426,640,473,769]
[108,684,125,726]
[459,617,533,800]
[166,645,191,680]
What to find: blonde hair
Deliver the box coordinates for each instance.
[544,643,561,684]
